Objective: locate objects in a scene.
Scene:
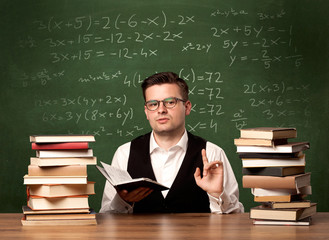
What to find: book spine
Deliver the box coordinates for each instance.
[36,149,93,158]
[28,165,87,176]
[32,142,89,150]
[242,167,283,176]
[243,175,296,189]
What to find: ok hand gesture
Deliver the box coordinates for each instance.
[194,149,224,199]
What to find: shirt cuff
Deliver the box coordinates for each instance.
[110,193,134,213]
[208,190,231,213]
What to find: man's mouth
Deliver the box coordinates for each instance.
[156,117,169,123]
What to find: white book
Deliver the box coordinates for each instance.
[30,157,97,166]
[251,186,312,196]
[23,175,87,185]
[236,142,309,153]
[36,149,93,158]
[242,154,305,168]
[253,218,311,226]
[30,135,95,143]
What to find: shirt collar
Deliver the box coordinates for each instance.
[149,130,188,153]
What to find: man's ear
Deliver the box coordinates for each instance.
[185,100,192,116]
[144,105,150,120]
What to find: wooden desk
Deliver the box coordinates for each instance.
[1,213,328,239]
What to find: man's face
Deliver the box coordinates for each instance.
[144,83,191,136]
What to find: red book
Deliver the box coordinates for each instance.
[32,142,89,150]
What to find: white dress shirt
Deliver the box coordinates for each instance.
[100,130,244,214]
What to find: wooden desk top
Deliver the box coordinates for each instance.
[1,213,328,239]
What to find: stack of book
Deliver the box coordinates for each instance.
[22,135,97,226]
[234,127,317,226]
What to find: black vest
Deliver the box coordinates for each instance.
[127,132,210,213]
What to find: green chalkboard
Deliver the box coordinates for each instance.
[0,0,328,213]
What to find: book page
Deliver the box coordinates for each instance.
[100,161,132,184]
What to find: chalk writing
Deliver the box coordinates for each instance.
[231,109,248,130]
[20,69,65,87]
[11,6,312,141]
[187,119,218,133]
[33,13,195,32]
[67,125,145,137]
[42,107,133,125]
[34,95,127,107]
[210,8,249,18]
[241,81,311,128]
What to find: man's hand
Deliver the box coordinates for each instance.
[117,187,153,204]
[194,149,224,199]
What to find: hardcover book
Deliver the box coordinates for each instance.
[27,195,90,210]
[251,186,312,197]
[30,135,95,143]
[252,217,312,226]
[234,138,288,147]
[238,152,301,159]
[264,200,311,209]
[242,166,305,176]
[36,149,93,158]
[250,203,317,221]
[236,142,310,153]
[28,165,87,176]
[241,155,306,168]
[21,216,96,226]
[30,157,97,167]
[25,210,96,220]
[27,182,95,197]
[22,205,90,214]
[254,194,305,203]
[240,127,297,140]
[23,175,87,185]
[32,142,89,150]
[242,173,311,189]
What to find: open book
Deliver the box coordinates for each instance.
[96,161,169,191]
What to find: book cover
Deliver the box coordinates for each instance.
[36,149,93,158]
[242,166,305,176]
[242,173,311,189]
[30,157,97,167]
[238,152,301,159]
[234,138,288,147]
[25,210,96,220]
[240,127,297,140]
[252,217,312,226]
[249,203,317,221]
[96,161,169,191]
[32,142,89,150]
[22,206,90,214]
[254,194,305,203]
[27,195,90,210]
[236,142,310,153]
[21,216,96,226]
[27,182,95,197]
[252,186,312,197]
[28,165,87,176]
[23,175,87,185]
[265,200,311,209]
[241,155,306,168]
[30,135,95,143]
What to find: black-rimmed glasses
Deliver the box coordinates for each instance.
[145,97,186,111]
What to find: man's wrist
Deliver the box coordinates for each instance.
[208,190,223,199]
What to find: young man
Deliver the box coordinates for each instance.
[100,72,244,213]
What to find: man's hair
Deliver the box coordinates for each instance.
[141,72,189,101]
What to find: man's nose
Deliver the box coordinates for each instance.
[157,101,168,113]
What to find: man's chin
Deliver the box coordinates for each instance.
[153,128,174,135]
